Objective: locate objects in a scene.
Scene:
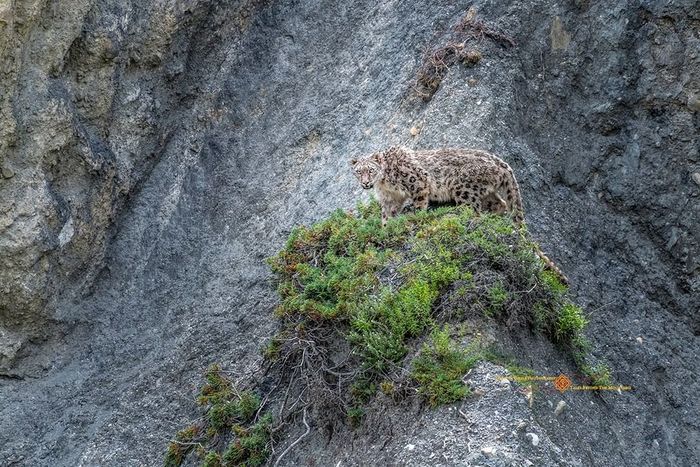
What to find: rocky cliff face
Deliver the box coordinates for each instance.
[0,0,698,465]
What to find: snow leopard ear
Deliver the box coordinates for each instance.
[350,158,358,166]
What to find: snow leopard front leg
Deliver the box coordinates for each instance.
[376,191,405,226]
[380,200,400,226]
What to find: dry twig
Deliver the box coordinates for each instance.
[273,407,311,467]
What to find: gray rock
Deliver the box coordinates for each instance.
[692,172,700,187]
[525,432,540,447]
[0,327,23,371]
[0,0,699,466]
[554,400,567,417]
[1,166,14,179]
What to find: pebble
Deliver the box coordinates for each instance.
[405,444,415,451]
[554,400,566,416]
[666,227,679,250]
[691,172,700,187]
[481,446,495,457]
[410,126,420,136]
[58,218,75,247]
[1,166,14,179]
[525,432,540,447]
[524,386,534,408]
[636,336,643,344]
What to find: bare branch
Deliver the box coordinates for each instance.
[274,408,311,467]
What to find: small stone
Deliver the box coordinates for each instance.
[523,385,534,407]
[517,421,528,431]
[554,400,566,416]
[58,217,75,247]
[410,126,420,136]
[687,94,700,112]
[691,172,700,187]
[652,439,660,448]
[405,444,415,451]
[636,336,643,344]
[481,446,495,457]
[666,227,680,250]
[550,16,571,51]
[525,432,540,447]
[0,327,24,369]
[465,6,477,22]
[467,78,478,87]
[1,166,14,179]
[462,49,482,65]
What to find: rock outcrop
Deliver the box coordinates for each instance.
[0,0,698,465]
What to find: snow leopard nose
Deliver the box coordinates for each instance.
[362,182,372,189]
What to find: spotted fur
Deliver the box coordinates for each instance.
[351,146,568,284]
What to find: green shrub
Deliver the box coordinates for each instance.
[164,425,200,467]
[582,363,612,386]
[266,199,595,414]
[202,451,222,467]
[350,379,377,403]
[206,390,260,432]
[262,338,281,360]
[166,367,273,467]
[411,326,477,406]
[486,282,509,316]
[347,407,365,427]
[169,200,602,462]
[556,303,588,342]
[540,269,568,296]
[222,414,272,467]
[268,201,474,394]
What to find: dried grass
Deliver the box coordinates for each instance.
[414,8,515,100]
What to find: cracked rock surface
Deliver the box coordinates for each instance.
[0,0,698,465]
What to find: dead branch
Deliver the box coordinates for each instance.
[273,407,311,467]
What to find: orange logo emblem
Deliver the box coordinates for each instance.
[554,374,572,392]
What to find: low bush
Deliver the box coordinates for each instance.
[167,199,605,465]
[164,365,273,467]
